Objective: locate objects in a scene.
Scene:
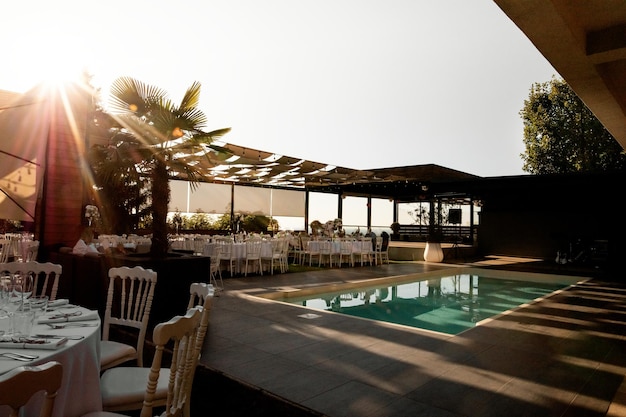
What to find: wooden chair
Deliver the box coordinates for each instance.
[100,266,157,371]
[0,261,62,301]
[0,361,63,417]
[82,308,203,417]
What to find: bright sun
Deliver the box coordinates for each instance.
[1,33,90,93]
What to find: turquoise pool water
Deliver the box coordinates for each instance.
[276,271,580,335]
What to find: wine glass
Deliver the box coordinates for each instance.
[11,273,33,310]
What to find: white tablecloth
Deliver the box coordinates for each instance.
[0,306,102,417]
[204,241,273,274]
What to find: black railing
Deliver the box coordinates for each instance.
[394,224,473,243]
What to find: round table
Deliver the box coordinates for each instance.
[0,305,102,417]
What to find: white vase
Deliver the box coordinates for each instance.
[423,241,444,262]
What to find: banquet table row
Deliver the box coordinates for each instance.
[303,239,378,266]
[0,304,102,417]
[202,241,278,275]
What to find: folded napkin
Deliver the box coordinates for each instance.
[47,299,70,309]
[0,337,68,350]
[37,310,99,324]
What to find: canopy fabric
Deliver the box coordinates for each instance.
[173,141,479,194]
[0,86,49,221]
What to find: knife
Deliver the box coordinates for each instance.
[33,334,84,340]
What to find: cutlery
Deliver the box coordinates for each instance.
[48,311,83,320]
[0,352,39,361]
[46,304,77,312]
[45,323,98,329]
[33,333,84,340]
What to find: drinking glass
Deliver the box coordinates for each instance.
[28,295,49,321]
[12,273,33,307]
[12,310,34,337]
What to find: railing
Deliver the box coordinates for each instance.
[394,224,473,243]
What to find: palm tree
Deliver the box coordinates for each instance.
[107,77,230,258]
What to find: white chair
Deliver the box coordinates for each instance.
[287,235,302,265]
[0,261,62,301]
[339,239,354,267]
[24,240,40,261]
[187,282,212,359]
[83,308,203,417]
[280,238,290,273]
[217,241,236,277]
[244,240,263,276]
[0,237,18,263]
[355,240,374,266]
[262,239,284,275]
[0,361,63,417]
[318,240,334,267]
[206,244,224,290]
[100,266,157,371]
[304,239,321,266]
[298,235,311,265]
[376,236,390,265]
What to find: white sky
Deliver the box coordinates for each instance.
[1,0,558,177]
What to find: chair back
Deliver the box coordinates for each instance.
[103,266,158,366]
[0,261,62,300]
[24,241,40,261]
[245,240,262,259]
[0,237,18,263]
[0,361,63,417]
[186,283,213,416]
[140,308,203,417]
[218,241,232,259]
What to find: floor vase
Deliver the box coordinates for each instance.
[423,242,444,262]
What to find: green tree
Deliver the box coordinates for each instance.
[107,77,230,257]
[88,128,150,235]
[520,77,626,174]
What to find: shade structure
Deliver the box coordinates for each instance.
[0,86,49,221]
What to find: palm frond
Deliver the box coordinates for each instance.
[109,77,167,115]
[179,81,201,111]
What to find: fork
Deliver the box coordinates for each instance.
[0,352,39,361]
[45,323,98,329]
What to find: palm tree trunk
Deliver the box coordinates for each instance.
[150,159,170,258]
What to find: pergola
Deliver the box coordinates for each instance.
[171,140,479,198]
[166,139,481,232]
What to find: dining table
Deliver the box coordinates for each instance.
[203,240,273,275]
[0,303,102,417]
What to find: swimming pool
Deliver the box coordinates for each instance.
[262,268,585,335]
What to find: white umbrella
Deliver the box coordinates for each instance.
[0,85,49,221]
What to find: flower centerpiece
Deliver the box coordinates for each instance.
[85,205,100,227]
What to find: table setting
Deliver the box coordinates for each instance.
[0,273,103,417]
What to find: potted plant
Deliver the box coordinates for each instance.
[390,222,401,240]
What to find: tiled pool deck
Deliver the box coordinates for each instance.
[194,259,626,417]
